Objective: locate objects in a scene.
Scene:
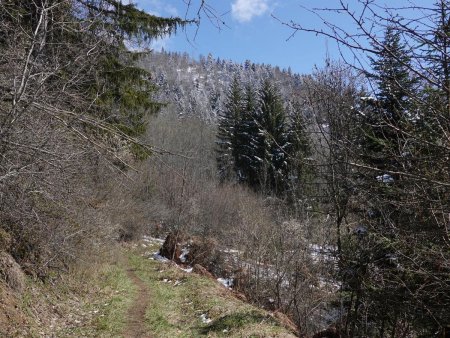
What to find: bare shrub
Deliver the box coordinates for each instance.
[186,236,225,275]
[192,264,215,279]
[0,229,11,251]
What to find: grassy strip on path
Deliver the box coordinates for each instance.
[56,257,137,338]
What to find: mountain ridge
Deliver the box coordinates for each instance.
[140,51,305,122]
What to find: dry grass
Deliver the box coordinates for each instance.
[0,244,134,337]
[0,252,25,292]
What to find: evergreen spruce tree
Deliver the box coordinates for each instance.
[216,79,300,196]
[236,84,260,184]
[425,0,450,116]
[363,25,416,171]
[346,13,450,338]
[360,26,416,240]
[350,24,450,335]
[256,80,290,194]
[216,76,243,182]
[84,1,187,135]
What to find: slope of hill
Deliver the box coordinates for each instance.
[140,51,305,122]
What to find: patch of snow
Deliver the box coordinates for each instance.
[281,279,290,288]
[200,313,212,324]
[217,277,234,288]
[180,266,193,273]
[376,173,394,183]
[142,236,151,242]
[318,277,341,291]
[152,252,169,262]
[222,248,241,255]
[360,96,377,102]
[179,248,189,263]
[309,244,337,264]
[142,235,165,244]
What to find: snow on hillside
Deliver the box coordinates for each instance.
[139,52,305,122]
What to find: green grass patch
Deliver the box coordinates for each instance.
[92,264,136,335]
[57,259,136,338]
[200,311,275,334]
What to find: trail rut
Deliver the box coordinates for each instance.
[124,262,152,338]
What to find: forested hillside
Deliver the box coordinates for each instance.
[140,51,303,121]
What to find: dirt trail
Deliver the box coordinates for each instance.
[124,262,152,338]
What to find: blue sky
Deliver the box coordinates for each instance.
[134,0,431,74]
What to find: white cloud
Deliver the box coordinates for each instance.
[231,0,269,23]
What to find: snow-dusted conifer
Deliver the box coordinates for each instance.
[216,76,243,182]
[238,83,261,186]
[256,80,290,194]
